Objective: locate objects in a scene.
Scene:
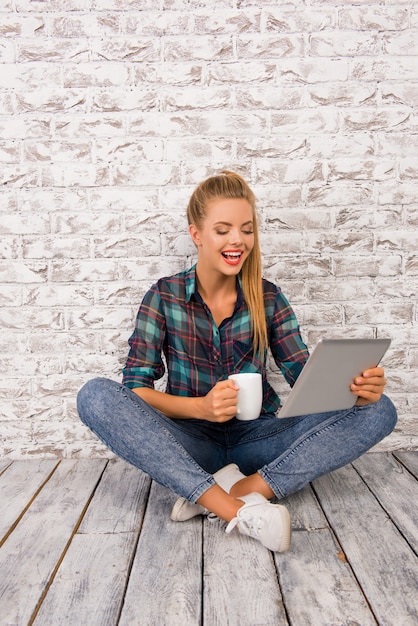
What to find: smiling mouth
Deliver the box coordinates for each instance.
[222,251,242,260]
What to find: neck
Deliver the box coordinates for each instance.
[195,265,237,301]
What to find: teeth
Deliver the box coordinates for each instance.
[223,252,241,258]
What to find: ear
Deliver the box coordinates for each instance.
[189,223,202,247]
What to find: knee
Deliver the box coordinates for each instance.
[77,377,116,427]
[378,394,398,437]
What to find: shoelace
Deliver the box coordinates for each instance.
[225,506,264,536]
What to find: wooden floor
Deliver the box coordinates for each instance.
[0,452,417,626]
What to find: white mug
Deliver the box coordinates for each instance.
[228,372,262,421]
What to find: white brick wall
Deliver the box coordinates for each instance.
[1,0,417,457]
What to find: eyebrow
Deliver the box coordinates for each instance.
[213,220,254,226]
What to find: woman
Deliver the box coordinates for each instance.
[77,171,397,553]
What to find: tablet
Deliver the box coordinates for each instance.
[277,338,391,419]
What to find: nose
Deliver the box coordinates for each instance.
[229,228,243,245]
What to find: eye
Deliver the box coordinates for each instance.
[242,229,254,235]
[216,229,228,235]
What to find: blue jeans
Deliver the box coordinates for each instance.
[77,378,397,503]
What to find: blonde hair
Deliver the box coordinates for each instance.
[187,170,267,356]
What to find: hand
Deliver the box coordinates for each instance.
[351,367,387,406]
[197,380,239,423]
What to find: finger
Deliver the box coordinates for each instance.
[353,374,386,387]
[362,367,385,378]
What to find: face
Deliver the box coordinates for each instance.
[189,197,255,277]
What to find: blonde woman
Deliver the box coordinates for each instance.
[77,171,396,553]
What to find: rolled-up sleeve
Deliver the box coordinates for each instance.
[267,286,309,387]
[122,285,166,389]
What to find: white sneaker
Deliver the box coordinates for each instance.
[225,492,291,553]
[170,463,246,522]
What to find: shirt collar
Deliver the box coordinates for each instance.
[185,264,244,309]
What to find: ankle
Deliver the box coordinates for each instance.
[230,474,275,500]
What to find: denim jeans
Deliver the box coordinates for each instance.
[77,377,397,502]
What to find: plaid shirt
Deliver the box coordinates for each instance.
[122,265,309,414]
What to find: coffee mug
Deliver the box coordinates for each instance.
[228,372,262,421]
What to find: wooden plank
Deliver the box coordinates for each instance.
[203,517,287,626]
[282,483,329,531]
[33,533,137,626]
[0,459,12,475]
[78,458,151,534]
[277,529,377,626]
[313,464,418,625]
[0,459,58,542]
[353,453,418,552]
[277,481,376,625]
[0,460,107,625]
[394,450,418,479]
[119,481,202,626]
[33,460,152,625]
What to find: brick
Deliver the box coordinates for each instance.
[351,58,418,81]
[18,38,90,62]
[0,307,64,329]
[306,183,373,207]
[16,89,87,113]
[18,188,88,213]
[0,261,48,283]
[208,61,276,84]
[91,37,160,62]
[41,164,109,187]
[133,62,203,85]
[125,11,191,36]
[235,85,304,109]
[381,82,418,106]
[383,31,418,55]
[277,58,349,83]
[237,34,304,58]
[52,213,121,235]
[164,86,231,111]
[306,133,374,158]
[0,115,51,139]
[194,9,260,34]
[309,31,380,56]
[328,158,395,182]
[50,260,120,282]
[23,236,90,259]
[51,14,121,38]
[264,7,336,33]
[63,63,131,88]
[339,6,409,32]
[271,109,339,133]
[255,158,324,184]
[90,187,159,212]
[307,83,377,106]
[0,213,49,235]
[166,138,233,162]
[307,277,374,301]
[16,0,86,10]
[24,139,92,162]
[94,234,161,258]
[1,165,39,187]
[67,307,133,329]
[92,88,159,112]
[164,35,233,61]
[378,181,418,206]
[0,13,45,38]
[237,136,306,159]
[112,163,180,186]
[341,109,411,132]
[333,252,402,277]
[24,284,94,307]
[262,207,332,231]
